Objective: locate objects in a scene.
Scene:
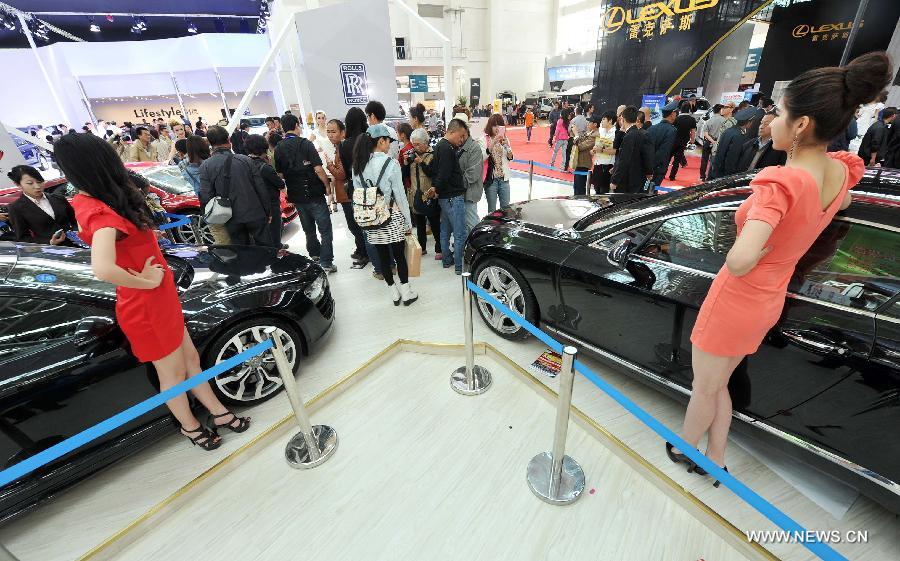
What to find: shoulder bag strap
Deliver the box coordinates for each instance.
[223,153,234,200]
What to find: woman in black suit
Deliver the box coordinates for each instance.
[6,165,76,245]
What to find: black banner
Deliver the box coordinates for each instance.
[755,0,900,96]
[591,0,770,110]
[469,78,481,107]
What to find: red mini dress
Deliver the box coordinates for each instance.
[690,152,865,357]
[72,194,185,362]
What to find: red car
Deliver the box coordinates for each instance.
[0,162,298,244]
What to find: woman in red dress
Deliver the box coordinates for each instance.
[53,133,250,451]
[667,52,893,483]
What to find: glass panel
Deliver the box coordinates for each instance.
[636,212,736,274]
[142,167,195,196]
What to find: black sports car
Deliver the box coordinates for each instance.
[464,168,900,514]
[0,243,333,521]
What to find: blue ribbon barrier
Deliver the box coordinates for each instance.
[0,339,274,489]
[159,212,192,231]
[465,279,846,561]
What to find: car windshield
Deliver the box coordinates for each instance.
[142,167,195,196]
[247,117,267,127]
[6,246,115,297]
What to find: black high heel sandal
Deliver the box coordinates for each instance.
[210,411,251,434]
[181,425,222,451]
[665,442,699,473]
[713,466,729,488]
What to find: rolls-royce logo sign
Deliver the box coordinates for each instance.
[340,63,369,105]
[603,0,719,39]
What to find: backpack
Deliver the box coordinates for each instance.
[352,158,393,230]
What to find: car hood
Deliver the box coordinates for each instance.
[164,245,322,302]
[491,194,650,231]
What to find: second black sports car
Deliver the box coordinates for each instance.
[0,243,334,522]
[464,168,900,514]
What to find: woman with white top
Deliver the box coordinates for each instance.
[309,110,337,212]
[351,123,417,306]
[590,110,617,194]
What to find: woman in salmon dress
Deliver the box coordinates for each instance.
[667,52,893,483]
[52,133,251,451]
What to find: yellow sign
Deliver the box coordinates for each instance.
[792,20,863,42]
[492,99,503,115]
[603,0,719,40]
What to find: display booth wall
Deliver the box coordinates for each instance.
[0,34,274,128]
[89,92,278,126]
[755,0,900,95]
[293,0,400,120]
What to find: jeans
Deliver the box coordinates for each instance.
[296,200,334,267]
[484,178,510,212]
[550,139,568,168]
[439,196,467,273]
[526,126,532,141]
[573,168,589,196]
[226,220,273,246]
[564,138,573,170]
[339,201,367,256]
[699,142,713,180]
[416,213,441,253]
[465,201,480,231]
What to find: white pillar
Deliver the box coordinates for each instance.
[16,13,73,127]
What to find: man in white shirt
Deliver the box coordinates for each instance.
[151,123,174,162]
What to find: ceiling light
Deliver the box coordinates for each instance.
[89,16,100,33]
[186,19,198,34]
[1,14,16,32]
[106,14,114,22]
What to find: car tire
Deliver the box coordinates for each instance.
[472,257,538,340]
[204,318,302,406]
[172,211,215,245]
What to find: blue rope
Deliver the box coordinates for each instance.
[465,279,846,561]
[0,340,274,488]
[158,213,192,231]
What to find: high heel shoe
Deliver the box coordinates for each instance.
[713,466,729,488]
[209,411,251,434]
[181,425,222,451]
[665,442,698,472]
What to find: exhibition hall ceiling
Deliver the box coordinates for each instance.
[0,0,268,48]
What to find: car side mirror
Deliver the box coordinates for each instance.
[74,316,116,346]
[607,238,635,268]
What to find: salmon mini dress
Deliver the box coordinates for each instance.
[72,194,185,362]
[690,151,865,357]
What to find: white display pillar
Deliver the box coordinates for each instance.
[16,12,73,127]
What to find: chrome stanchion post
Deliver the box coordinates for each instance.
[527,160,534,200]
[526,346,585,505]
[265,327,337,469]
[450,272,493,395]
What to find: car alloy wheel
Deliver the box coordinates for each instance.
[173,213,215,245]
[475,263,529,338]
[212,323,297,404]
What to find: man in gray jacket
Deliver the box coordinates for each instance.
[199,125,273,246]
[456,114,489,230]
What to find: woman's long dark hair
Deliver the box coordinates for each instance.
[352,133,378,178]
[344,107,368,139]
[53,133,156,230]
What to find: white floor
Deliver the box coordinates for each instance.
[0,174,897,561]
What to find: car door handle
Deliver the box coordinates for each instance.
[781,329,850,356]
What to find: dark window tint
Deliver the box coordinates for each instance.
[790,221,900,311]
[636,211,736,275]
[0,297,89,363]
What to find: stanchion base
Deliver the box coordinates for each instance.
[285,425,338,470]
[526,451,585,505]
[450,365,493,395]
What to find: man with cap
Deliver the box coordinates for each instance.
[646,100,679,188]
[668,101,697,180]
[710,106,755,179]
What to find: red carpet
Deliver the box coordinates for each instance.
[502,124,701,190]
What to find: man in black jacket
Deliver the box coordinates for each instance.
[857,107,896,166]
[275,114,336,272]
[710,107,754,179]
[738,112,786,171]
[646,101,678,187]
[426,118,469,274]
[199,125,274,248]
[229,121,250,155]
[610,106,653,193]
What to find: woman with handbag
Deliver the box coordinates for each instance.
[351,123,417,306]
[245,134,286,248]
[409,128,441,257]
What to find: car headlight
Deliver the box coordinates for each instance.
[302,273,327,304]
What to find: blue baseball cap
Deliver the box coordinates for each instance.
[735,107,757,121]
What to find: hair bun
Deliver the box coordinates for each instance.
[843,51,892,108]
[5,171,13,182]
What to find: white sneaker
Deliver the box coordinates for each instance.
[389,284,401,306]
[399,283,418,306]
